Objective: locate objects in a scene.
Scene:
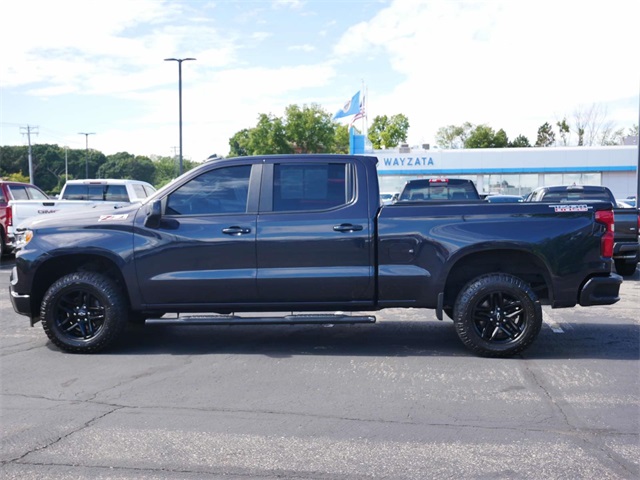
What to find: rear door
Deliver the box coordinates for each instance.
[255,158,374,305]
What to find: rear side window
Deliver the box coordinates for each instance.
[273,163,353,212]
[8,185,30,200]
[132,184,148,199]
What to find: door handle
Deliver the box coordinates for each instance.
[222,226,252,236]
[333,223,363,232]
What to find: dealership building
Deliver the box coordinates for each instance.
[361,144,638,200]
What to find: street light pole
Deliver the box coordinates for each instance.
[164,57,196,176]
[78,132,95,178]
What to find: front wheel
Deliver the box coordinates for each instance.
[40,272,128,353]
[453,273,542,357]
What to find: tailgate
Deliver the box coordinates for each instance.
[613,208,640,241]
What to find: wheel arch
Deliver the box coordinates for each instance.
[442,248,552,311]
[30,253,133,317]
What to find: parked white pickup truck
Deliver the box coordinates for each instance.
[7,179,156,246]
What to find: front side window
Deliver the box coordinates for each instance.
[273,163,352,212]
[166,165,251,215]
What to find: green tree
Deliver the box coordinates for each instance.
[247,114,293,155]
[508,135,531,147]
[535,122,556,147]
[6,172,30,183]
[98,152,155,183]
[557,118,570,146]
[285,104,336,153]
[151,156,197,187]
[367,114,410,149]
[435,123,474,149]
[334,125,350,154]
[229,129,251,157]
[464,125,508,148]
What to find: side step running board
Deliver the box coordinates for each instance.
[146,314,376,326]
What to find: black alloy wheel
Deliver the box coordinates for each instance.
[41,272,127,353]
[453,273,542,357]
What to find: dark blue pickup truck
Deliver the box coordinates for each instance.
[9,154,622,357]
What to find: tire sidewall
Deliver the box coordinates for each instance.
[454,274,542,357]
[41,272,127,353]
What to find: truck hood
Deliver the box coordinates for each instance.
[20,202,142,230]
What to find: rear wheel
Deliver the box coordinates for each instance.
[40,272,128,353]
[453,273,542,357]
[615,260,637,277]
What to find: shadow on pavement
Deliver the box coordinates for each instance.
[102,319,640,361]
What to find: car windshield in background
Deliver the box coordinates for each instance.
[486,195,524,203]
[64,184,129,202]
[541,191,610,202]
[399,179,478,201]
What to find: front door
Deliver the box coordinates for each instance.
[134,164,259,308]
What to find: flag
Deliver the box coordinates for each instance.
[349,93,366,127]
[349,110,365,127]
[333,91,361,120]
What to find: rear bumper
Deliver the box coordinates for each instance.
[579,274,622,306]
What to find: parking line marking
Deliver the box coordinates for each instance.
[543,311,564,333]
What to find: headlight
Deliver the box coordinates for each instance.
[15,229,34,249]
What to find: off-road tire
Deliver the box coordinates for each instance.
[41,272,128,353]
[453,273,542,358]
[615,260,637,277]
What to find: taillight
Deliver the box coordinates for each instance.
[7,205,12,227]
[595,209,614,258]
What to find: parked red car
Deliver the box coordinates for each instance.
[0,180,49,257]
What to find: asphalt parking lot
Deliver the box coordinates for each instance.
[1,256,638,479]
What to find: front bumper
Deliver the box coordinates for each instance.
[9,266,32,318]
[579,273,622,306]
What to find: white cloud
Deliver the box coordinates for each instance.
[288,44,315,52]
[334,0,640,144]
[1,0,638,161]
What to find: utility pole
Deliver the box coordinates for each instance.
[20,125,38,184]
[64,146,69,181]
[78,132,95,178]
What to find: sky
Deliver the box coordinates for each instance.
[1,0,639,163]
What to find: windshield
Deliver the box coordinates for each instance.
[400,180,479,201]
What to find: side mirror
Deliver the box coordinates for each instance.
[144,200,162,228]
